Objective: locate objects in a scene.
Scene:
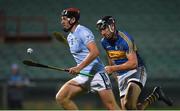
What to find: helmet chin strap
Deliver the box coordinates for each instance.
[108,25,117,40]
[108,25,114,33]
[63,18,76,32]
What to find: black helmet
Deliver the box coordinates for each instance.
[96,16,115,30]
[61,7,80,21]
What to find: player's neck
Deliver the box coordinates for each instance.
[112,31,118,40]
[70,23,79,33]
[108,31,118,43]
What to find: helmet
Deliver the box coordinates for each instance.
[61,7,80,21]
[96,16,115,30]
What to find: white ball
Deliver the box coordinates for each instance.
[27,48,33,54]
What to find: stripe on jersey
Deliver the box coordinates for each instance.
[107,50,126,60]
[118,31,134,53]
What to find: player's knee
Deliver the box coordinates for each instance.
[124,100,137,110]
[56,92,68,105]
[105,102,117,110]
[102,98,119,110]
[55,92,61,102]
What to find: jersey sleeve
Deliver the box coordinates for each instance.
[120,31,137,54]
[79,28,95,46]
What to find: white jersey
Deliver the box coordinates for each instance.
[67,25,104,75]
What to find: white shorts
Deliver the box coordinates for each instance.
[72,70,112,92]
[117,66,147,98]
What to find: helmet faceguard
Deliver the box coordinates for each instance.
[96,16,115,31]
[61,8,80,32]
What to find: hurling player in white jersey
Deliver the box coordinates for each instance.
[55,8,120,110]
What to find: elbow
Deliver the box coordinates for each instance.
[131,60,138,69]
[94,50,100,57]
[96,50,100,56]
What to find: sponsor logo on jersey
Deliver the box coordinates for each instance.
[107,50,126,60]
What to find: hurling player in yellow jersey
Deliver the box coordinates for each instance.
[96,16,173,110]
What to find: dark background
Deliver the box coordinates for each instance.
[0,0,179,109]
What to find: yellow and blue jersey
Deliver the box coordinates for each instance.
[101,31,145,75]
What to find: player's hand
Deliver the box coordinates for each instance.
[105,66,114,74]
[68,66,81,75]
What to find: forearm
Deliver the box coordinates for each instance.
[111,52,138,72]
[112,61,137,72]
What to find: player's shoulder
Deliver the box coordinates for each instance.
[118,30,134,42]
[101,37,106,42]
[76,25,92,34]
[101,37,108,46]
[75,25,94,38]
